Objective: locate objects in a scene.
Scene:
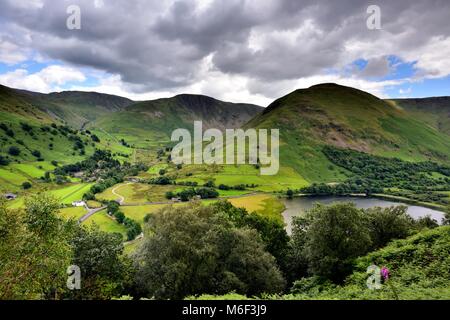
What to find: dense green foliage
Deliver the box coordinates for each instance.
[285,226,450,299]
[134,203,285,299]
[0,195,72,299]
[286,203,435,285]
[106,201,142,241]
[66,225,133,299]
[298,146,450,205]
[0,194,134,300]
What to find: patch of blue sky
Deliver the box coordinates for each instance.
[385,75,450,98]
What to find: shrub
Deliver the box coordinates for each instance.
[8,146,20,156]
[22,182,32,190]
[91,134,100,143]
[203,180,215,188]
[20,122,33,132]
[0,155,10,166]
[31,150,41,158]
[165,191,175,200]
[114,211,125,224]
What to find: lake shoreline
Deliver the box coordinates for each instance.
[280,195,446,234]
[279,193,446,212]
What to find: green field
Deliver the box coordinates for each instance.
[84,210,127,238]
[49,183,93,204]
[121,203,182,224]
[96,183,178,204]
[59,206,88,220]
[0,167,29,186]
[228,194,285,222]
[10,162,55,178]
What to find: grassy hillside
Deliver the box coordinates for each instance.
[389,97,450,135]
[0,85,133,193]
[246,84,450,182]
[20,89,133,129]
[92,94,262,148]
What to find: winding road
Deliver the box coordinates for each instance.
[111,183,132,205]
[78,206,106,223]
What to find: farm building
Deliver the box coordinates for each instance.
[4,193,17,200]
[72,200,86,207]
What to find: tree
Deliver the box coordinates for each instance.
[44,171,51,182]
[364,206,414,249]
[65,224,131,299]
[107,201,120,215]
[0,155,10,166]
[8,146,20,156]
[159,169,166,176]
[0,194,72,299]
[114,211,126,224]
[414,215,439,230]
[133,203,285,299]
[211,201,289,270]
[22,181,32,190]
[203,180,215,188]
[165,191,175,199]
[124,218,142,241]
[31,150,41,158]
[91,134,100,143]
[292,203,372,282]
[286,189,294,199]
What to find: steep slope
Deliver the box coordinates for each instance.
[388,97,450,135]
[92,94,263,147]
[246,83,450,182]
[1,84,134,128]
[21,89,133,128]
[0,85,131,174]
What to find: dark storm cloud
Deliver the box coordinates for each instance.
[1,0,450,92]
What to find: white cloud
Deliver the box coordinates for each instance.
[399,87,412,95]
[0,39,28,65]
[0,65,86,92]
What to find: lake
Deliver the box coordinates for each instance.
[282,196,445,234]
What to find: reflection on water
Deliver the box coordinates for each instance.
[282,196,445,234]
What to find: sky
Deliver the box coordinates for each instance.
[0,0,449,106]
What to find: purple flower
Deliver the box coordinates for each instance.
[381,267,390,281]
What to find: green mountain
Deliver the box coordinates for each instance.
[246,83,450,182]
[91,94,263,147]
[388,97,450,135]
[18,89,134,128]
[0,85,132,188]
[2,82,450,189]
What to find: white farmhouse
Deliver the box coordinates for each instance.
[72,200,86,207]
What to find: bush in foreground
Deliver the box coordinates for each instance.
[133,203,285,299]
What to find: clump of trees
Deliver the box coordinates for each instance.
[218,184,247,191]
[319,146,450,205]
[134,203,285,299]
[0,122,14,137]
[286,202,437,286]
[165,187,219,201]
[0,155,10,166]
[8,146,20,156]
[106,201,142,241]
[0,194,134,300]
